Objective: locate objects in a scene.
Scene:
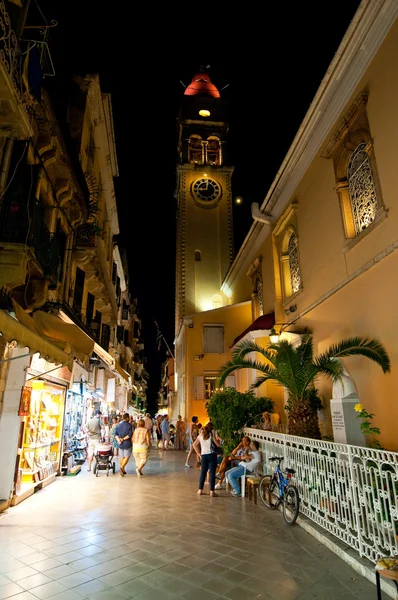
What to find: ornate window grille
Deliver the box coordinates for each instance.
[348,142,378,234]
[254,274,264,316]
[288,233,301,294]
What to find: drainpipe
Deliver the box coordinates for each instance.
[251,202,277,226]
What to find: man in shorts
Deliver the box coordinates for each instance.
[115,413,133,476]
[160,414,170,450]
[86,410,102,472]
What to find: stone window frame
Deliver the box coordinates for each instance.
[321,93,388,253]
[188,134,203,164]
[273,202,303,306]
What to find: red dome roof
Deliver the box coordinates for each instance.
[184,72,220,98]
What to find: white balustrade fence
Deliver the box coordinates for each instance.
[244,427,398,562]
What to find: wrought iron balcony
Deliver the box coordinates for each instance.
[0,199,62,280]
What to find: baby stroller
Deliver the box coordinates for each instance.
[93,440,115,476]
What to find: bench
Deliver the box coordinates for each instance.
[375,537,398,599]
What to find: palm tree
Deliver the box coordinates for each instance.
[217,333,390,439]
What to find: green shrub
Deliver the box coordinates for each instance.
[206,388,274,452]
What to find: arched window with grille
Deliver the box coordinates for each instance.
[288,232,301,294]
[280,225,302,300]
[325,95,386,244]
[347,142,378,234]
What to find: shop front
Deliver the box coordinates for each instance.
[0,305,95,510]
[12,354,71,505]
[61,363,91,475]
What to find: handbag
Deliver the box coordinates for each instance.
[211,434,222,455]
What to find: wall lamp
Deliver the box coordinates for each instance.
[269,322,297,344]
[284,304,297,316]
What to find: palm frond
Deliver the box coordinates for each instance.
[319,337,391,373]
[218,357,272,387]
[231,339,276,364]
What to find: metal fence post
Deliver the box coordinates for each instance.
[348,444,364,557]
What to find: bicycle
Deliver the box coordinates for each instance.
[258,456,300,525]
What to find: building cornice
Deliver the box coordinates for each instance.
[223,0,398,292]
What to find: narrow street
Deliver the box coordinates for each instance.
[0,447,377,600]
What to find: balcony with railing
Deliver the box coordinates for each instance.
[0,198,63,283]
[0,1,33,137]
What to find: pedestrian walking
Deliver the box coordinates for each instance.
[192,422,221,497]
[132,418,151,477]
[86,410,102,472]
[115,413,133,476]
[110,416,120,456]
[160,414,170,450]
[175,415,186,449]
[185,416,199,467]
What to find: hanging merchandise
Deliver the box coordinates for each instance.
[62,390,87,471]
[14,380,66,502]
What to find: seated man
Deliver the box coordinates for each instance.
[215,435,251,489]
[226,440,262,497]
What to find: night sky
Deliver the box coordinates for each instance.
[37,1,362,404]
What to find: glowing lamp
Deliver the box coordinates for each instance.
[199,109,210,117]
[269,328,280,344]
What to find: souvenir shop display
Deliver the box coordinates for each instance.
[16,380,66,493]
[62,390,87,463]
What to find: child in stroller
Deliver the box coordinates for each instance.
[168,424,176,448]
[93,439,115,476]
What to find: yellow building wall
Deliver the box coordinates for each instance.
[267,20,398,450]
[230,273,252,306]
[298,250,397,450]
[182,170,232,315]
[229,233,276,313]
[260,236,277,312]
[185,302,252,424]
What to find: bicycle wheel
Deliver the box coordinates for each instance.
[259,475,277,508]
[283,485,300,525]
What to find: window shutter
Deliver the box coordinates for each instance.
[203,325,224,354]
[225,375,235,389]
[194,376,205,400]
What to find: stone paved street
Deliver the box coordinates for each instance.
[0,447,378,600]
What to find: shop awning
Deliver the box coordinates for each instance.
[93,342,115,368]
[114,361,131,384]
[31,310,94,363]
[0,309,73,369]
[232,312,275,347]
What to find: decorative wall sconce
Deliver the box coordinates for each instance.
[269,321,298,344]
[284,304,297,316]
[269,328,280,344]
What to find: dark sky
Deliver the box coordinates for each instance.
[37,1,362,402]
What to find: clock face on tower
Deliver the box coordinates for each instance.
[192,178,222,204]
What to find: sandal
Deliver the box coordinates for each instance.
[197,490,204,495]
[210,491,218,497]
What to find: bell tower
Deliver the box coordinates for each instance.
[175,67,234,335]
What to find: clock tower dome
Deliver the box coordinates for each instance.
[175,67,234,335]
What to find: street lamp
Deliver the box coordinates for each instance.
[269,322,299,344]
[269,328,280,344]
